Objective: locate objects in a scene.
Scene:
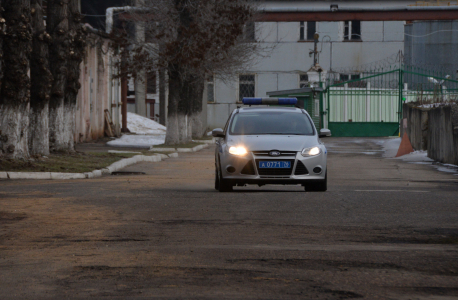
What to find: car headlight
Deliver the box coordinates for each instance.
[301,146,321,157]
[228,146,248,156]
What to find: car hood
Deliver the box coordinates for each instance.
[227,135,320,151]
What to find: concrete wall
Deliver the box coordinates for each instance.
[428,104,458,165]
[403,103,458,165]
[76,33,121,143]
[207,20,405,129]
[402,103,429,151]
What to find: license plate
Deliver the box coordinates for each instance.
[259,161,291,169]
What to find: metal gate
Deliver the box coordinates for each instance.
[324,65,458,137]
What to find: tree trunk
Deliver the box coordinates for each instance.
[0,0,3,89]
[158,68,166,126]
[190,77,205,138]
[47,0,68,152]
[29,0,52,156]
[165,67,204,145]
[0,0,32,159]
[63,0,85,151]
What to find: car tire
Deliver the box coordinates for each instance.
[305,170,327,192]
[214,164,220,190]
[217,160,233,192]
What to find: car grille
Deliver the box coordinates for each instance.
[294,160,309,175]
[252,151,297,157]
[255,159,294,176]
[241,160,256,175]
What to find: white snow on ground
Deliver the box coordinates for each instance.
[378,137,458,175]
[107,134,165,148]
[379,137,402,158]
[418,103,445,109]
[126,112,166,135]
[107,113,166,148]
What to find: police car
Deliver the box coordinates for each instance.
[213,97,331,192]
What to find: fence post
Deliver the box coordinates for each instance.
[327,86,331,127]
[398,67,404,124]
[366,81,370,122]
[344,83,348,121]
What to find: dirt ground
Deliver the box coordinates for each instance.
[1,137,458,299]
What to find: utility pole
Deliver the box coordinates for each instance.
[309,33,320,67]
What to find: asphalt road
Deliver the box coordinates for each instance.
[1,137,457,299]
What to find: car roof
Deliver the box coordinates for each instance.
[237,107,305,114]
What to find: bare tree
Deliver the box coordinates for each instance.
[0,0,32,159]
[117,0,266,144]
[47,0,69,152]
[64,0,86,151]
[29,0,53,156]
[0,0,3,88]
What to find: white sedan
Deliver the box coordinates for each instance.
[213,98,330,192]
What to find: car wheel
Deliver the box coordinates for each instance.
[218,161,233,192]
[305,170,327,192]
[214,163,220,190]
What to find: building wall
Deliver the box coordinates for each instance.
[76,33,121,142]
[207,20,405,129]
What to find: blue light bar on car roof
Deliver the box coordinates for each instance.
[242,97,297,105]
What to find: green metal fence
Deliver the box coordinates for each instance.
[324,65,458,137]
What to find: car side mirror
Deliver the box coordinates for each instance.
[319,128,331,138]
[212,128,225,138]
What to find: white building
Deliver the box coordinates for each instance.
[206,0,413,129]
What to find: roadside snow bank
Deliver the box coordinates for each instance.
[379,137,401,158]
[107,113,166,148]
[379,137,458,174]
[127,112,166,135]
[107,134,165,148]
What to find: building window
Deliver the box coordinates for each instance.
[299,74,309,88]
[307,21,316,40]
[147,72,157,94]
[340,73,366,87]
[239,74,255,102]
[206,75,215,103]
[351,74,360,80]
[344,21,361,41]
[340,74,361,82]
[299,21,316,41]
[299,22,305,40]
[243,22,255,41]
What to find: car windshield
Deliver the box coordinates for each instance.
[229,111,314,135]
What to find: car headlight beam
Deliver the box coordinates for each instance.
[301,146,321,157]
[228,146,248,156]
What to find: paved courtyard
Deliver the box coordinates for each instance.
[1,138,457,299]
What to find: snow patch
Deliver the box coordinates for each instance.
[107,134,165,148]
[380,137,402,158]
[361,152,378,155]
[418,103,445,109]
[107,113,167,148]
[126,112,166,135]
[395,150,434,163]
[433,165,458,173]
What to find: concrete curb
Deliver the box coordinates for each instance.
[0,142,209,180]
[176,148,193,153]
[150,143,211,153]
[149,147,176,152]
[193,138,216,144]
[0,154,171,181]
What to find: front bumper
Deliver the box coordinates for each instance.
[219,150,327,186]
